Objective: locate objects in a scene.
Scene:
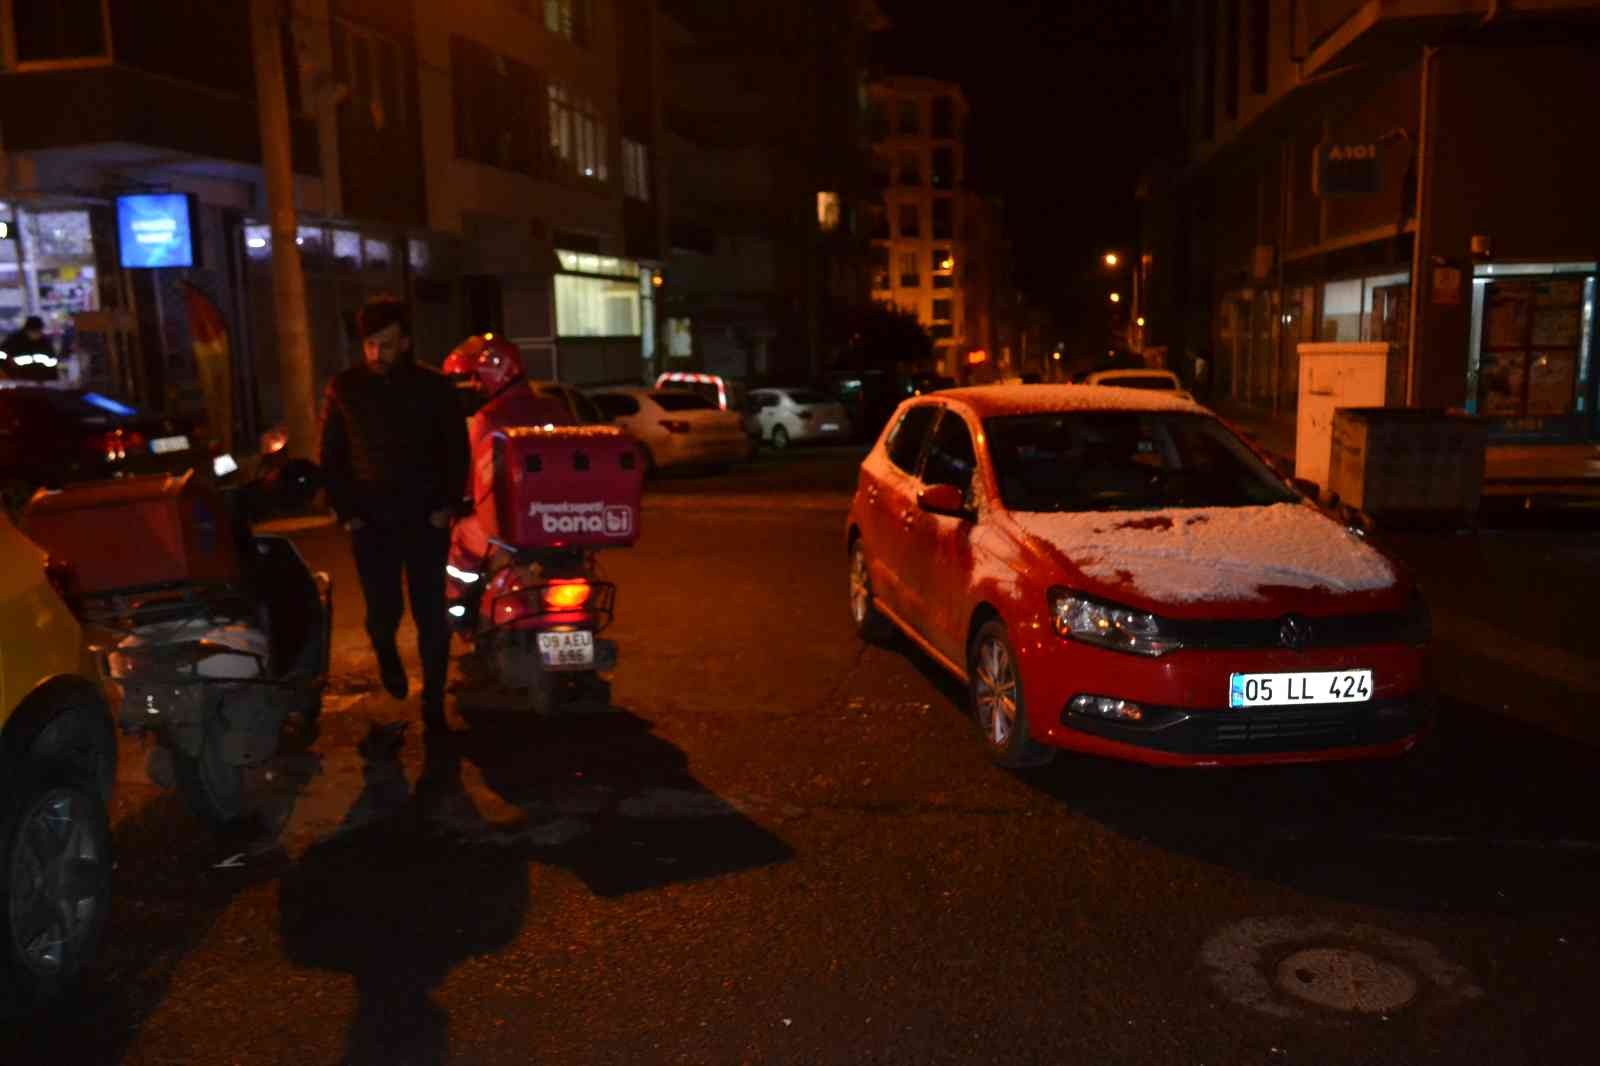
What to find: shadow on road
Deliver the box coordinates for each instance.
[890,631,1600,914]
[276,707,791,1065]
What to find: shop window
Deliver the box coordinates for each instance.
[549,83,607,182]
[898,203,920,239]
[6,207,100,346]
[451,36,536,173]
[363,237,394,273]
[898,150,921,187]
[898,251,919,289]
[555,274,640,337]
[332,229,363,269]
[9,0,107,66]
[1318,278,1362,341]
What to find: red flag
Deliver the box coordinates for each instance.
[180,281,235,453]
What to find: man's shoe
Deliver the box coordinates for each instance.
[376,645,408,700]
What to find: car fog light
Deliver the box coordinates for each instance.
[1070,694,1144,722]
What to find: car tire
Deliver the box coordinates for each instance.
[770,425,790,450]
[638,444,657,476]
[968,620,1053,769]
[847,540,893,643]
[0,768,112,1014]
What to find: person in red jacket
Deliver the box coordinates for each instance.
[319,296,468,734]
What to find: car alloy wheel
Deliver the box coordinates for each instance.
[7,785,107,979]
[973,634,1018,748]
[848,542,891,641]
[771,425,790,449]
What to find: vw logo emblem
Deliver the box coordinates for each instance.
[1279,615,1312,651]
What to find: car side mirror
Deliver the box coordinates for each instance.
[918,483,970,519]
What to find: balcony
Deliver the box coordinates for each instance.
[1297,0,1600,77]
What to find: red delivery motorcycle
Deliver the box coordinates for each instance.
[442,336,643,714]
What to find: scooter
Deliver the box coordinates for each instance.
[441,336,643,714]
[22,440,331,826]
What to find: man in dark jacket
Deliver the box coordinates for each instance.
[320,296,468,733]
[1,316,59,381]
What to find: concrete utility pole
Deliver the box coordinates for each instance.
[250,0,320,458]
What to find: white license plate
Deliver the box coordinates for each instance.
[1229,669,1372,708]
[820,422,841,431]
[150,434,190,454]
[537,629,594,669]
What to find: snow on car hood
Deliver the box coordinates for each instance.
[1008,502,1396,604]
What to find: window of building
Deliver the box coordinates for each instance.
[7,0,107,66]
[898,203,920,239]
[898,251,919,289]
[898,150,921,187]
[549,83,607,182]
[931,197,953,240]
[814,190,841,232]
[337,19,408,130]
[931,95,955,139]
[933,298,952,321]
[932,273,954,290]
[865,97,889,141]
[896,98,920,135]
[930,323,953,339]
[870,245,890,291]
[544,0,592,45]
[0,206,99,346]
[1249,0,1269,94]
[931,147,955,189]
[451,36,535,172]
[931,248,952,272]
[624,139,651,200]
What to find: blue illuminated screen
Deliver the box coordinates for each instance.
[117,194,194,269]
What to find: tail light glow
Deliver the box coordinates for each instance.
[542,580,592,611]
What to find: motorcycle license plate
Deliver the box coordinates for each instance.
[150,434,190,454]
[538,630,594,669]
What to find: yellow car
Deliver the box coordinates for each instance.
[0,509,116,1010]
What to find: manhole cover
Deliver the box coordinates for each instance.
[1276,948,1418,1014]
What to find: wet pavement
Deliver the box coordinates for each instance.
[2,445,1596,1065]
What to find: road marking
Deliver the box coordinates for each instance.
[1200,917,1482,1021]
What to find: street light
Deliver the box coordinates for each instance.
[1103,252,1119,268]
[1136,316,1145,327]
[1109,292,1121,304]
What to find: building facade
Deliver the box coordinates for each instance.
[1151,0,1600,448]
[0,0,663,445]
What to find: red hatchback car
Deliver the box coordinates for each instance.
[846,385,1432,768]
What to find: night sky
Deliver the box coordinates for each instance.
[873,0,1178,352]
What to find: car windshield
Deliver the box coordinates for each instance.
[652,391,717,412]
[984,411,1297,513]
[1100,375,1175,391]
[785,389,830,405]
[663,379,722,405]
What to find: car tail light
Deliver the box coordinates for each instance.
[660,419,691,434]
[44,556,82,617]
[542,579,592,611]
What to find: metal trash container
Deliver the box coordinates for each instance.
[1328,408,1487,522]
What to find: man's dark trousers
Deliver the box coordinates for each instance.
[350,520,451,707]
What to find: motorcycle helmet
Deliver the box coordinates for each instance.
[443,333,524,400]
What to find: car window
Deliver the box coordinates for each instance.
[752,393,780,410]
[785,389,830,406]
[921,410,976,494]
[570,390,605,424]
[983,412,1298,513]
[652,391,717,412]
[885,404,939,474]
[592,393,641,418]
[1100,375,1176,391]
[661,379,721,406]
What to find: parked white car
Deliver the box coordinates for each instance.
[1079,368,1195,402]
[744,387,852,449]
[587,387,753,471]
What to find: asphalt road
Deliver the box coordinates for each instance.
[3,445,1597,1065]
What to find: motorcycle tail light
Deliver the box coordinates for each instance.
[542,579,591,611]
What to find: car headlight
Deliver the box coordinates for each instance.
[1048,589,1183,657]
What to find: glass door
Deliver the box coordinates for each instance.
[1477,275,1590,441]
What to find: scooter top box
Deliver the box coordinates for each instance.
[475,425,644,549]
[22,469,241,593]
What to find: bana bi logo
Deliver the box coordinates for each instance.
[530,500,634,537]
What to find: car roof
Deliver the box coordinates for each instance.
[921,383,1206,419]
[1089,368,1179,380]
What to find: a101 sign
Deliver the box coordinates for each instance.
[1314,142,1382,197]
